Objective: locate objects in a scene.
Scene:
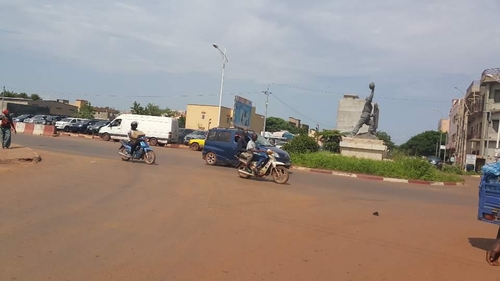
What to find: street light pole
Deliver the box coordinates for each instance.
[262,84,271,136]
[213,44,228,127]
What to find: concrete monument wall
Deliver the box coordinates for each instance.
[336,94,379,134]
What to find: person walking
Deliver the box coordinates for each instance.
[1,109,16,149]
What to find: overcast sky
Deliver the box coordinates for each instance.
[1,0,499,144]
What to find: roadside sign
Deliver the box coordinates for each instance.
[466,154,477,165]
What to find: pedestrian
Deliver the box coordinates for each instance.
[1,109,16,149]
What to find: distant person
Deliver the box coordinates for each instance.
[0,109,16,149]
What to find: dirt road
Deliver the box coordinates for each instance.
[0,142,496,280]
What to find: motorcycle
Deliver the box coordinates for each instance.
[118,137,156,165]
[237,149,290,184]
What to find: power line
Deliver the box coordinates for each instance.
[269,91,333,128]
[271,83,450,103]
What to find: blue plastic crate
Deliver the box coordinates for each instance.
[478,174,500,226]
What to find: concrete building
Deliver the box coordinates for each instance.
[447,99,461,151]
[478,69,500,163]
[437,119,449,132]
[0,97,78,116]
[93,106,119,120]
[336,94,379,133]
[288,117,309,132]
[185,104,264,133]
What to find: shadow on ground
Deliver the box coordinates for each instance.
[468,237,497,251]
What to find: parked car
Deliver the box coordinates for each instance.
[178,128,194,143]
[46,115,65,125]
[86,120,110,135]
[31,115,50,125]
[188,138,205,151]
[55,118,83,132]
[184,130,207,145]
[69,119,98,133]
[13,114,33,122]
[202,128,291,167]
[427,156,443,170]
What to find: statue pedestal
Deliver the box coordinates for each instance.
[339,136,387,161]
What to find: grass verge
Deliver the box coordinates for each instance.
[291,152,463,182]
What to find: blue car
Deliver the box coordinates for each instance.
[202,128,291,168]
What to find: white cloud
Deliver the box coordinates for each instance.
[1,0,499,85]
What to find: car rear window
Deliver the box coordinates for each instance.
[215,131,232,142]
[206,130,217,141]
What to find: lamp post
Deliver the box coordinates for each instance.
[454,86,467,168]
[212,44,228,127]
[434,108,445,160]
[262,84,271,136]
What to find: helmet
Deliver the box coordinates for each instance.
[131,121,138,130]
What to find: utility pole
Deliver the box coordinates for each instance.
[1,86,5,111]
[262,84,271,136]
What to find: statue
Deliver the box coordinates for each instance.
[351,82,378,136]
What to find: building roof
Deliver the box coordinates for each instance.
[93,106,118,113]
[187,103,232,110]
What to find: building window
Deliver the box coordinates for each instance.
[495,90,500,103]
[494,120,500,133]
[201,111,206,120]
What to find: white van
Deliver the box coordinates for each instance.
[98,114,179,146]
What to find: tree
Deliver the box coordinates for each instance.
[75,102,95,119]
[264,116,306,134]
[316,130,345,153]
[399,130,443,157]
[178,116,186,128]
[144,103,163,116]
[18,92,29,99]
[131,101,145,115]
[162,108,175,117]
[29,93,42,100]
[282,134,319,153]
[376,131,396,151]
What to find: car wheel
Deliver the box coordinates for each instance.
[63,126,70,132]
[149,138,158,146]
[205,152,217,166]
[190,142,200,151]
[102,133,111,141]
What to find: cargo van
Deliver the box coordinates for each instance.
[98,114,179,146]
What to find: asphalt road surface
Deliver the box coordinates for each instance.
[0,134,495,280]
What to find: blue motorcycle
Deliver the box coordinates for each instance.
[118,137,156,165]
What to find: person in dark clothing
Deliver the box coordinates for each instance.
[1,110,16,149]
[236,131,248,156]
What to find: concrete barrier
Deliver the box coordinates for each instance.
[13,122,56,136]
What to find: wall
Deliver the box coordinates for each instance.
[481,81,500,159]
[186,104,265,132]
[7,103,50,115]
[447,99,460,149]
[336,94,379,133]
[186,104,232,130]
[27,100,78,116]
[438,119,449,132]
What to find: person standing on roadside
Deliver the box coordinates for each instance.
[1,109,16,149]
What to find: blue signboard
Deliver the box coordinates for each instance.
[233,95,252,129]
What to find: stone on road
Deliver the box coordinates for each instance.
[0,134,498,280]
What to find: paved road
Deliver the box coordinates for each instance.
[1,134,495,280]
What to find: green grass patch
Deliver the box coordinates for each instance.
[291,152,463,182]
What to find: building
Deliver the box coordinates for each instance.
[336,94,379,133]
[446,99,461,152]
[185,104,264,133]
[0,97,78,116]
[288,117,309,132]
[93,106,119,120]
[437,119,449,132]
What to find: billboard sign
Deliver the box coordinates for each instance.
[233,95,252,129]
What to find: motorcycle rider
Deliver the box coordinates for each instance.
[246,132,267,175]
[127,121,143,158]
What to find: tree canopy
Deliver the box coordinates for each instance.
[1,90,42,101]
[265,116,306,134]
[399,130,444,157]
[130,101,174,117]
[75,101,95,119]
[376,131,396,151]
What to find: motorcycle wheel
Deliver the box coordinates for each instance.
[272,166,289,184]
[237,163,251,179]
[144,151,156,165]
[119,147,130,161]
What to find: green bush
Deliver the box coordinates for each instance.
[441,164,464,175]
[283,134,319,153]
[291,152,463,182]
